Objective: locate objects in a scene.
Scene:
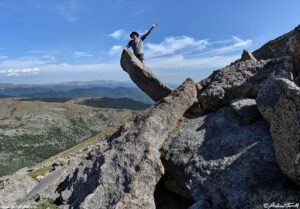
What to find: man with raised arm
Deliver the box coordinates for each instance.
[123,24,158,64]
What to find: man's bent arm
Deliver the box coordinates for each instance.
[142,24,158,40]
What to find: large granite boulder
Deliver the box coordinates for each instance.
[161,107,288,209]
[270,78,300,186]
[196,56,293,113]
[120,49,173,102]
[256,78,290,123]
[57,79,197,209]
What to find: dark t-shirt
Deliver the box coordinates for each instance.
[127,35,146,55]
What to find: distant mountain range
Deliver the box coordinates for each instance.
[20,86,153,104]
[0,80,135,96]
[19,97,150,110]
[0,80,179,104]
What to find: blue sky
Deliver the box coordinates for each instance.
[0,0,299,84]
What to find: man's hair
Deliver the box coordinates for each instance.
[130,32,139,38]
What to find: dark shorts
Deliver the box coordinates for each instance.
[135,53,144,61]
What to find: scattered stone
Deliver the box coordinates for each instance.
[270,78,300,185]
[121,49,173,102]
[230,97,259,124]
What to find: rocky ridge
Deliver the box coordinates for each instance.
[1,25,300,209]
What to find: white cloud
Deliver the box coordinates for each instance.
[0,57,49,69]
[0,56,8,59]
[3,68,40,77]
[109,29,128,40]
[73,51,92,58]
[43,55,57,62]
[40,62,120,73]
[25,50,44,54]
[109,45,122,55]
[148,54,239,70]
[145,36,209,58]
[8,72,20,77]
[0,34,252,83]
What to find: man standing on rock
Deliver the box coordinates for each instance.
[123,24,158,64]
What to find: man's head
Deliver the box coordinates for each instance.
[130,32,139,39]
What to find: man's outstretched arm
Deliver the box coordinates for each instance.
[141,24,158,40]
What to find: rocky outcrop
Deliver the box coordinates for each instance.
[240,49,257,62]
[121,49,173,102]
[253,25,300,59]
[253,24,300,75]
[2,25,300,209]
[270,78,300,186]
[195,56,293,113]
[161,107,289,209]
[57,79,197,209]
[230,97,259,124]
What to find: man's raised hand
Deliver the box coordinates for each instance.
[152,24,158,28]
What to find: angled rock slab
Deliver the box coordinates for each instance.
[270,78,300,186]
[121,49,173,102]
[161,107,288,209]
[57,79,197,209]
[196,56,293,112]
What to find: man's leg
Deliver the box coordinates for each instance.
[136,54,145,64]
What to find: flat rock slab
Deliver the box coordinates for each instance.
[57,79,197,209]
[161,107,288,209]
[121,49,173,102]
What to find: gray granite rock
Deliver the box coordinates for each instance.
[270,78,300,186]
[57,79,197,209]
[120,49,173,102]
[253,24,300,59]
[240,49,257,62]
[0,172,37,208]
[253,24,300,73]
[256,78,290,123]
[161,107,288,209]
[230,97,259,124]
[196,56,293,113]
